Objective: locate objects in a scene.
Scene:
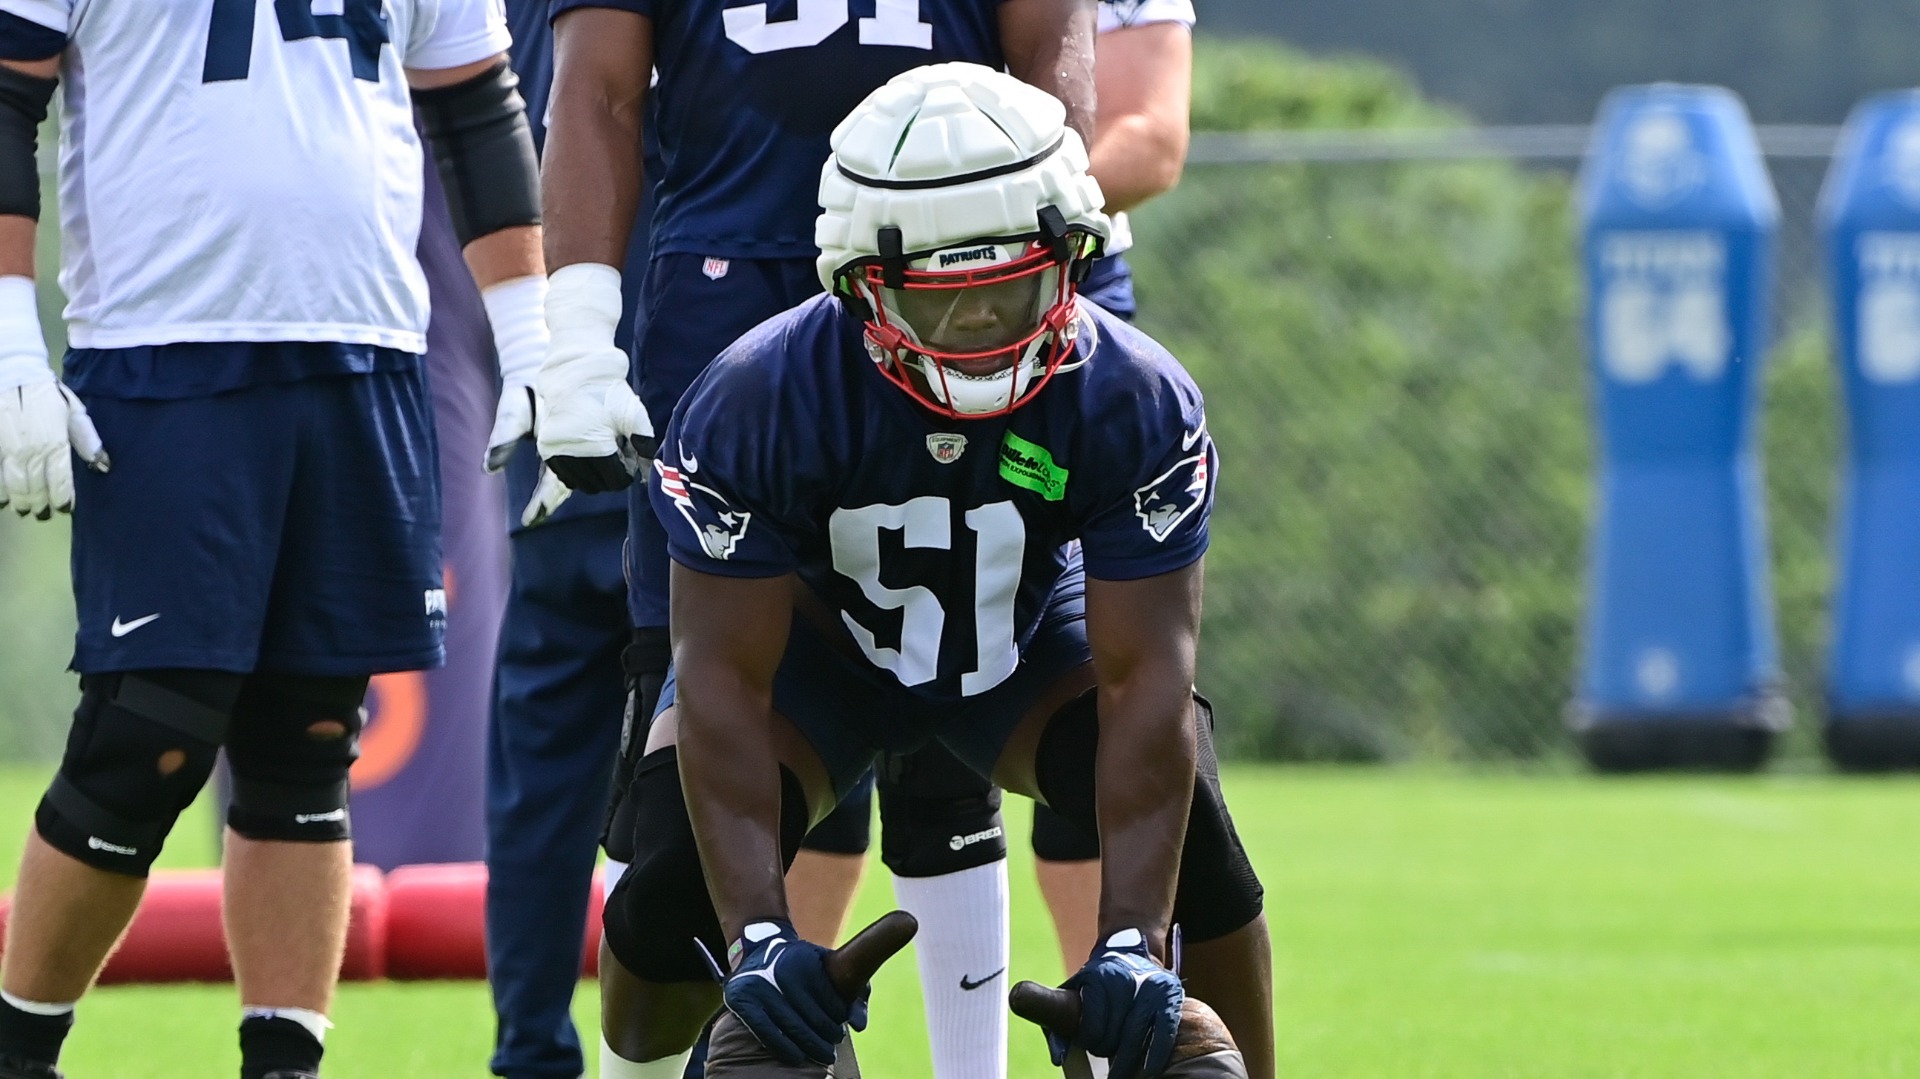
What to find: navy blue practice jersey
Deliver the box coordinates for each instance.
[648,298,1216,701]
[548,0,1008,259]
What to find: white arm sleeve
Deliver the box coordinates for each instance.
[405,0,511,71]
[1096,0,1196,34]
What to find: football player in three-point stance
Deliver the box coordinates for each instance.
[0,1,544,1076]
[535,1,1099,1077]
[1028,0,1200,985]
[545,64,1275,1079]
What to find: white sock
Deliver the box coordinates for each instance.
[600,1036,690,1079]
[892,860,1010,1079]
[241,1006,331,1045]
[0,990,74,1017]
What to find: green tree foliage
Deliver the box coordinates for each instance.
[1130,38,1591,759]
[1128,37,1840,761]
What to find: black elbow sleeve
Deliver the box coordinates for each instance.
[0,63,55,220]
[414,60,541,246]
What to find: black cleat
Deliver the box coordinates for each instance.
[0,1054,61,1079]
[258,1072,319,1079]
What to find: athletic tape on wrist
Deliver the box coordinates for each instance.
[481,273,549,386]
[0,274,51,388]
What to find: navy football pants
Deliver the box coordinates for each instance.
[485,510,629,1079]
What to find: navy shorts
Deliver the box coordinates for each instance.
[658,567,1091,799]
[627,252,824,628]
[69,364,444,677]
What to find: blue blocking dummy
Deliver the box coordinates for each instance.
[1572,85,1786,770]
[1818,92,1920,769]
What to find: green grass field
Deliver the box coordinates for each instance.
[1,763,1916,1078]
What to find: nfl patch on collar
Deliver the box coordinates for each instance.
[927,432,967,463]
[702,257,730,280]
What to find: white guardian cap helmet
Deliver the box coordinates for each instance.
[816,63,1111,418]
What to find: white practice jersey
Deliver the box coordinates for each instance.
[1098,0,1196,34]
[0,0,509,351]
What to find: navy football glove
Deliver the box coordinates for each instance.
[722,919,869,1067]
[1052,928,1183,1079]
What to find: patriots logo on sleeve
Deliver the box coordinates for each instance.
[1132,444,1210,543]
[656,454,752,561]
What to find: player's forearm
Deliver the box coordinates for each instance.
[1000,0,1098,144]
[542,19,648,272]
[542,100,642,271]
[463,224,543,292]
[1085,565,1205,957]
[0,216,35,281]
[1093,678,1196,955]
[1089,113,1186,213]
[678,670,792,944]
[1087,20,1191,213]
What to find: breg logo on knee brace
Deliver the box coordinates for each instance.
[87,835,138,857]
[948,825,1004,852]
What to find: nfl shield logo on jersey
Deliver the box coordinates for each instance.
[926,433,967,464]
[702,257,731,280]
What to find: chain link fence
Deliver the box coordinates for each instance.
[1124,126,1844,763]
[0,126,1853,766]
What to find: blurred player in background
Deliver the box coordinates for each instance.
[0,2,543,1077]
[1032,0,1196,976]
[476,4,651,1078]
[604,64,1275,1079]
[533,2,1096,1077]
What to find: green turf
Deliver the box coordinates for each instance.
[1,763,1917,1077]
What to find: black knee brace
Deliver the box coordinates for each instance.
[224,673,367,842]
[602,747,810,982]
[36,670,243,876]
[876,743,1005,878]
[604,627,672,862]
[800,773,873,856]
[1034,691,1265,943]
[1031,802,1100,862]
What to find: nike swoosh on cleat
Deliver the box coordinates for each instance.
[959,967,1006,991]
[110,613,160,637]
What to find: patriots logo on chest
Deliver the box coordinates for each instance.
[657,456,752,560]
[1133,448,1209,542]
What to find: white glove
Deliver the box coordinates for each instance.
[518,464,574,529]
[483,274,549,473]
[0,276,109,520]
[537,263,655,493]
